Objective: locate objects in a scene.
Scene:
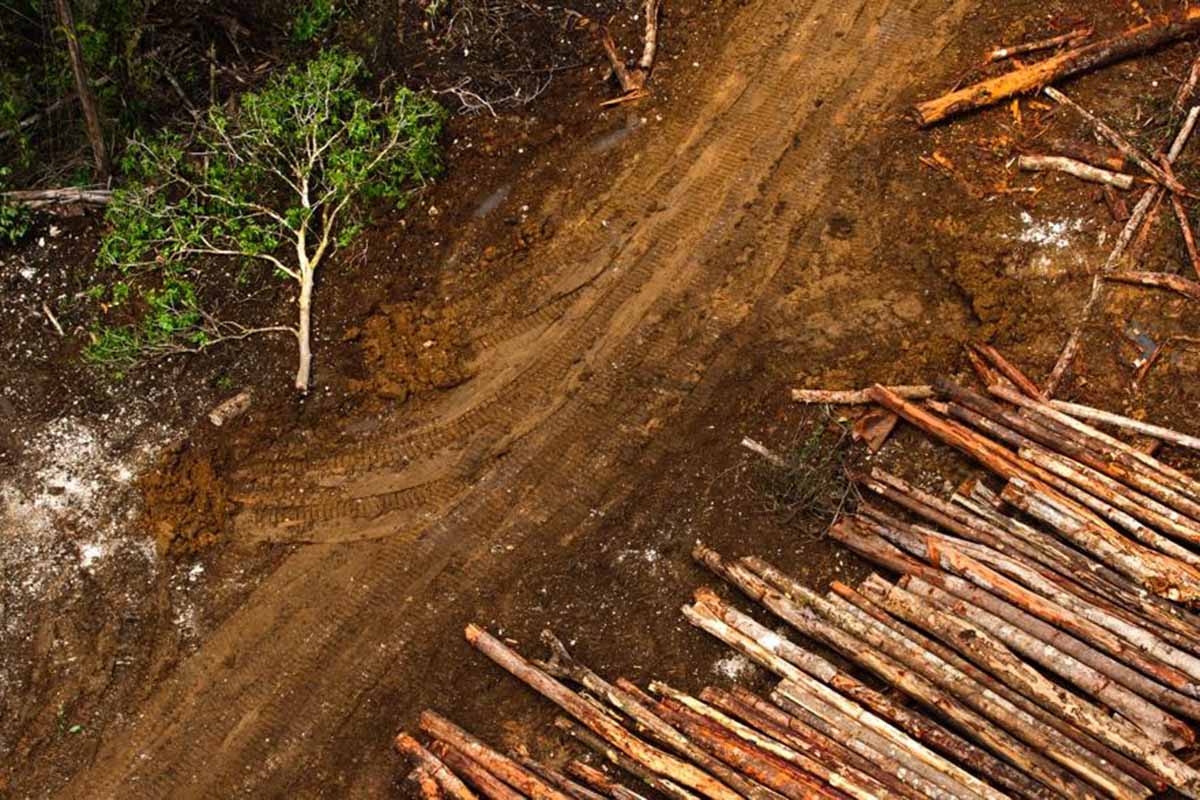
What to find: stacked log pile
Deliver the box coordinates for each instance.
[397,379,1200,799]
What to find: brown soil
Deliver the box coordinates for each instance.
[138,442,231,557]
[7,1,1200,798]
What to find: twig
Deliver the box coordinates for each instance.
[42,303,65,337]
[740,437,786,468]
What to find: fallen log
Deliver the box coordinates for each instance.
[833,576,1166,794]
[556,717,702,800]
[431,741,527,800]
[915,8,1200,125]
[1107,270,1200,301]
[682,593,973,800]
[1048,398,1200,453]
[649,687,850,800]
[421,711,571,800]
[698,687,913,800]
[516,756,610,800]
[970,344,1044,399]
[534,630,778,800]
[566,761,650,800]
[2,187,112,208]
[396,733,480,800]
[697,546,1104,799]
[791,385,931,404]
[464,625,741,800]
[1041,138,1127,172]
[986,27,1092,62]
[1018,154,1134,189]
[863,576,1200,792]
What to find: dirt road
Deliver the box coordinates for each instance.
[62,0,979,795]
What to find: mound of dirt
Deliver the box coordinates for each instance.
[348,301,470,402]
[136,442,231,557]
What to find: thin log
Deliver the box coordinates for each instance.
[971,344,1044,399]
[696,546,1102,800]
[430,741,527,800]
[1049,398,1200,452]
[1041,138,1127,172]
[639,0,662,72]
[825,582,1142,800]
[791,385,932,404]
[681,595,970,800]
[1044,87,1186,194]
[1018,154,1134,189]
[464,625,741,800]
[1164,158,1200,277]
[556,717,701,800]
[751,545,1152,797]
[517,756,610,800]
[421,710,572,800]
[396,733,480,800]
[966,346,1003,388]
[986,27,1092,62]
[412,767,447,800]
[742,437,787,468]
[534,630,779,800]
[864,576,1200,794]
[1107,270,1200,300]
[916,9,1200,125]
[903,574,1195,743]
[567,761,649,800]
[699,687,914,800]
[649,689,846,800]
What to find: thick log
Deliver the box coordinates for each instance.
[431,741,527,800]
[1107,270,1200,301]
[464,625,741,800]
[2,187,112,208]
[698,687,913,800]
[421,711,572,800]
[535,631,776,800]
[396,733,480,800]
[556,718,701,800]
[516,756,610,800]
[649,688,847,800]
[791,385,931,404]
[1018,154,1134,189]
[915,9,1200,125]
[863,576,1200,793]
[699,547,1104,799]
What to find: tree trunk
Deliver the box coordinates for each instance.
[53,0,110,182]
[295,268,315,393]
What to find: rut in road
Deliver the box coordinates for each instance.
[62,0,975,796]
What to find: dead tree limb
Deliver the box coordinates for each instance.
[2,187,112,208]
[791,385,931,404]
[1018,155,1133,189]
[430,741,526,800]
[915,8,1200,125]
[555,717,702,800]
[970,344,1043,398]
[516,756,609,800]
[412,767,447,800]
[1106,270,1200,301]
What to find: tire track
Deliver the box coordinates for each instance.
[63,0,973,796]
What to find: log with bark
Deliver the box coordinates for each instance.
[1040,139,1127,172]
[396,733,480,800]
[464,625,742,800]
[791,385,932,404]
[1017,154,1134,189]
[430,741,527,800]
[412,767,447,800]
[915,8,1200,126]
[516,756,610,800]
[985,28,1092,63]
[1,188,113,208]
[1106,270,1200,301]
[567,761,650,800]
[555,717,702,800]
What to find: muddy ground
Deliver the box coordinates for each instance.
[5,0,1200,797]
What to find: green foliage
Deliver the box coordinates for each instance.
[94,50,446,366]
[0,167,31,245]
[292,0,339,42]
